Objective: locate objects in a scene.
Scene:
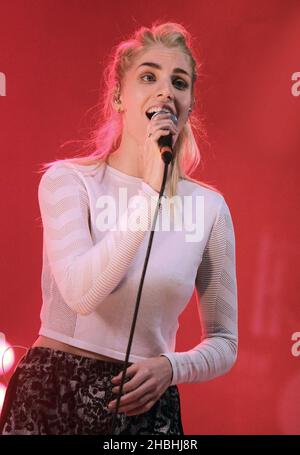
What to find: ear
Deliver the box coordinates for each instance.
[112,84,123,112]
[112,98,121,112]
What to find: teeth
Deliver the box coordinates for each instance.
[145,106,174,121]
[146,106,172,114]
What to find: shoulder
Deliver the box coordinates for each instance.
[38,161,97,201]
[178,176,226,212]
[179,175,222,196]
[178,177,236,231]
[38,159,103,190]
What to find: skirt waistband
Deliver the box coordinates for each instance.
[17,346,132,374]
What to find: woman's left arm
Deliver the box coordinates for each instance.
[159,196,238,385]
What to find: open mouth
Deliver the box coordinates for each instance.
[146,111,155,120]
[145,109,177,121]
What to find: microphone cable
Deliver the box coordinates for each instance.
[109,155,172,435]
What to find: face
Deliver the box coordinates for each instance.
[116,45,193,146]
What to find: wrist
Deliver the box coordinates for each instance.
[160,355,173,385]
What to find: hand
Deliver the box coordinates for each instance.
[142,112,178,193]
[107,356,173,416]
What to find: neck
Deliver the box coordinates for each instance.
[106,130,174,196]
[107,131,144,178]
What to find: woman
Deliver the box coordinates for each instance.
[0,21,238,435]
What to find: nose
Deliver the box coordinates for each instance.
[156,79,175,101]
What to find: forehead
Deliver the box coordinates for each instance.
[133,45,191,72]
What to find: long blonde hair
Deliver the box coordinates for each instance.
[37,20,219,197]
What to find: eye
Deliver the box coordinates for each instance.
[140,73,189,90]
[140,73,155,82]
[173,78,189,90]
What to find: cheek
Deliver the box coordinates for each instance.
[123,88,144,119]
[177,112,189,132]
[123,107,146,130]
[122,106,148,141]
[178,96,191,119]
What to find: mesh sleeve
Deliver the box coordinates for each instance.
[38,164,160,316]
[159,196,238,385]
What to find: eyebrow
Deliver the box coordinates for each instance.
[136,62,191,79]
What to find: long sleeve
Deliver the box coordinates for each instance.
[38,164,160,316]
[160,196,238,385]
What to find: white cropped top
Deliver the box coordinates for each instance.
[37,160,238,386]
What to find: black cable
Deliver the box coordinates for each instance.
[109,159,170,435]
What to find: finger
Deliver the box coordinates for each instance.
[150,122,178,136]
[152,119,177,130]
[152,117,176,126]
[111,370,147,396]
[111,364,137,383]
[124,399,155,416]
[112,393,154,414]
[148,130,174,142]
[111,377,150,396]
[152,114,176,122]
[111,377,151,401]
[151,117,177,132]
[119,392,153,411]
[157,125,177,135]
[110,379,155,410]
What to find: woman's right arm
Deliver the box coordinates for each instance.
[38,164,160,316]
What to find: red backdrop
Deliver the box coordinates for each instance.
[0,0,299,435]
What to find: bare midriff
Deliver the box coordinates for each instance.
[32,335,125,364]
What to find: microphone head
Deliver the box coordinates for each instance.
[151,110,178,124]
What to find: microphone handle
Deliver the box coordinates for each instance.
[158,138,173,165]
[152,110,177,164]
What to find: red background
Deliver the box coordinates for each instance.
[0,0,299,434]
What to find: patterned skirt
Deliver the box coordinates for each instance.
[0,346,184,435]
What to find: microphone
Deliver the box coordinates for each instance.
[151,110,178,165]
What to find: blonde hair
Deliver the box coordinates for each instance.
[37,20,219,197]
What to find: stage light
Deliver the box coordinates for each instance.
[0,382,7,415]
[0,333,15,376]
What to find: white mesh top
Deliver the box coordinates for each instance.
[37,160,238,386]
